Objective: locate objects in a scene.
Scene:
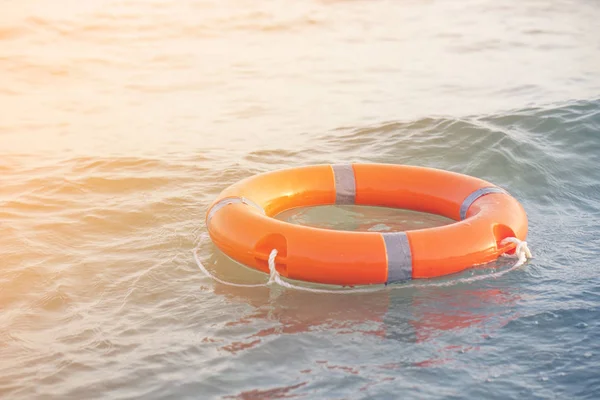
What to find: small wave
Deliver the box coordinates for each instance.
[313,98,600,201]
[0,26,26,40]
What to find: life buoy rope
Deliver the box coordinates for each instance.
[193,233,532,294]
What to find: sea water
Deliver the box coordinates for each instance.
[1,0,600,398]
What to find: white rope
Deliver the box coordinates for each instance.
[500,237,532,265]
[193,234,532,293]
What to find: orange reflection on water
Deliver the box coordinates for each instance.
[208,252,521,366]
[213,282,389,354]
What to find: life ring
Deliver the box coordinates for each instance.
[205,164,528,286]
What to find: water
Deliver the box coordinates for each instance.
[1,0,600,398]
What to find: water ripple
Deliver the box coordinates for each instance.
[2,0,600,397]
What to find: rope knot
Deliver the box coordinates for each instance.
[500,237,532,265]
[267,248,279,285]
[267,249,295,289]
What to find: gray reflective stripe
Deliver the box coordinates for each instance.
[207,197,265,222]
[332,164,356,205]
[383,232,412,283]
[460,187,507,220]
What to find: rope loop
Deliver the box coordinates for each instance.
[499,237,532,265]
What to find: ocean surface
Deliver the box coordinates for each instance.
[2,0,600,398]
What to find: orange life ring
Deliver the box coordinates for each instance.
[206,164,528,286]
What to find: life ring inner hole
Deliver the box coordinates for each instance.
[275,204,454,233]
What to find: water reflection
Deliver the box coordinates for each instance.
[206,251,521,363]
[407,286,520,343]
